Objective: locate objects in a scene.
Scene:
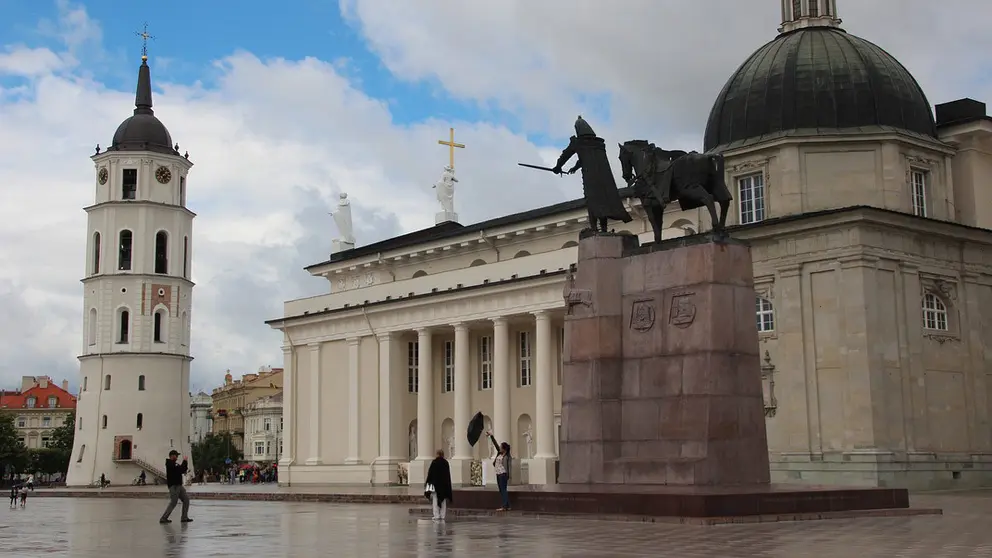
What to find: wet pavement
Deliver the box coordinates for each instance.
[3,490,992,557]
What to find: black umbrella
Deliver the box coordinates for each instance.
[467,411,485,447]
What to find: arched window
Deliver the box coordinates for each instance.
[122,168,137,199]
[136,413,143,430]
[153,310,165,343]
[792,0,802,19]
[83,377,88,391]
[155,231,169,274]
[412,270,428,278]
[470,259,487,267]
[808,0,819,17]
[183,236,189,278]
[92,232,101,274]
[78,416,82,430]
[117,309,130,344]
[138,375,146,391]
[118,230,133,271]
[76,444,85,462]
[922,293,949,331]
[88,308,97,345]
[756,297,774,332]
[513,250,531,259]
[101,415,107,429]
[104,375,111,390]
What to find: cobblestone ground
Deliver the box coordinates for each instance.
[2,491,992,557]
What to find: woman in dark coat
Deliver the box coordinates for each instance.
[425,449,452,521]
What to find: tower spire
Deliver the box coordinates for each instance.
[779,0,842,34]
[133,23,155,116]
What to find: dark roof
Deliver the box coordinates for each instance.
[303,191,634,270]
[704,27,937,152]
[935,98,992,129]
[106,58,178,156]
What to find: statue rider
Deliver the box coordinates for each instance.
[552,116,632,233]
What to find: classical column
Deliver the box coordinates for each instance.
[279,345,294,466]
[453,323,472,460]
[533,311,556,459]
[345,337,361,464]
[305,343,322,465]
[492,317,511,444]
[416,328,434,459]
[377,332,403,462]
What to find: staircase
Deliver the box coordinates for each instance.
[133,456,167,483]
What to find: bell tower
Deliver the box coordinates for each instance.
[66,42,196,486]
[779,0,842,33]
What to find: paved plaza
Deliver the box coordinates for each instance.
[2,490,992,557]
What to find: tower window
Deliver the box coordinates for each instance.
[122,169,137,200]
[102,415,108,429]
[118,230,133,271]
[83,377,88,391]
[117,309,129,344]
[88,308,97,345]
[155,231,168,274]
[179,176,186,205]
[182,236,189,278]
[92,232,101,274]
[138,375,146,391]
[104,374,111,390]
[792,0,802,19]
[809,0,819,17]
[153,310,165,343]
[136,413,143,430]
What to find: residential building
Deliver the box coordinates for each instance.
[211,367,283,452]
[244,393,283,463]
[0,376,77,449]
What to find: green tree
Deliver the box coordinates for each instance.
[192,432,242,474]
[47,412,75,476]
[27,448,66,476]
[0,413,26,483]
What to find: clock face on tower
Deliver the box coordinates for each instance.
[98,168,108,185]
[155,166,172,184]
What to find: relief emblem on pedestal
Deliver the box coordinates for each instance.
[629,299,656,332]
[669,291,696,328]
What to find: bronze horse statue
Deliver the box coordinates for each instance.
[618,140,732,243]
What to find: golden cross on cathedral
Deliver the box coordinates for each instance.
[135,22,155,61]
[437,127,465,170]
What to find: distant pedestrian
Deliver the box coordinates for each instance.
[26,475,34,491]
[159,450,192,524]
[18,485,27,508]
[9,483,18,508]
[425,449,452,521]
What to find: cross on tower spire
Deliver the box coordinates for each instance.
[135,22,155,61]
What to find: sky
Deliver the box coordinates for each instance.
[0,0,990,393]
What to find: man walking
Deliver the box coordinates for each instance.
[159,450,192,524]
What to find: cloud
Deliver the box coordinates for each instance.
[1,0,989,393]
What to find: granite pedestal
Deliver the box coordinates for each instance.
[452,232,912,518]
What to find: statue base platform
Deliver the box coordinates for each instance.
[435,211,459,225]
[331,239,355,254]
[449,483,911,518]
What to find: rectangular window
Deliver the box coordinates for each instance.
[809,0,819,17]
[738,174,766,225]
[911,169,928,217]
[42,417,51,427]
[255,442,264,455]
[264,418,271,431]
[443,340,455,393]
[519,331,532,387]
[557,327,565,385]
[407,341,419,393]
[17,418,25,428]
[122,169,137,200]
[479,336,493,390]
[118,231,133,271]
[42,437,50,448]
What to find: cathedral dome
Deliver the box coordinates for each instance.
[703,24,937,152]
[107,58,178,156]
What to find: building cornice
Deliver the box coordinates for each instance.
[83,199,197,218]
[78,351,193,362]
[81,272,195,287]
[712,128,956,157]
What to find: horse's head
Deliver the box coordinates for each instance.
[618,140,653,183]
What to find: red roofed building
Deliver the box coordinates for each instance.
[0,376,77,448]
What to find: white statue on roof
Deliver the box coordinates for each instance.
[433,166,459,224]
[330,192,355,253]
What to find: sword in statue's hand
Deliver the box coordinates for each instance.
[518,163,576,176]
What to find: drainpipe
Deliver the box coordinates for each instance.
[376,253,396,281]
[480,230,500,261]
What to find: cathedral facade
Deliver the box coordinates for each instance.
[269,1,992,490]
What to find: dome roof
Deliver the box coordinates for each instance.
[703,27,937,152]
[107,59,178,156]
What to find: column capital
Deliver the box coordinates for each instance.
[347,337,361,346]
[452,322,470,332]
[376,332,392,342]
[281,345,294,354]
[532,309,551,320]
[307,342,321,351]
[415,327,433,335]
[491,316,508,326]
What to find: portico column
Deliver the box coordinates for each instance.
[305,342,322,465]
[345,337,361,464]
[492,317,511,444]
[453,323,471,460]
[533,311,556,459]
[377,332,403,462]
[416,328,434,459]
[279,345,294,467]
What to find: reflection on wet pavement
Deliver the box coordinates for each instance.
[2,491,991,557]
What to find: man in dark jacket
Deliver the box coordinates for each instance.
[159,450,192,524]
[552,116,632,233]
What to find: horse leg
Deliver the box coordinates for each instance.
[651,205,665,243]
[717,200,730,231]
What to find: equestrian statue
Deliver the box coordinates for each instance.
[618,139,732,243]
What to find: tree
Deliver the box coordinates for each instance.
[48,412,74,476]
[192,432,241,474]
[27,448,65,476]
[0,413,26,484]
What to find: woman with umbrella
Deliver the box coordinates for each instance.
[486,430,512,511]
[424,450,452,521]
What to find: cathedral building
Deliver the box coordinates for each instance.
[268,0,992,489]
[66,52,195,486]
